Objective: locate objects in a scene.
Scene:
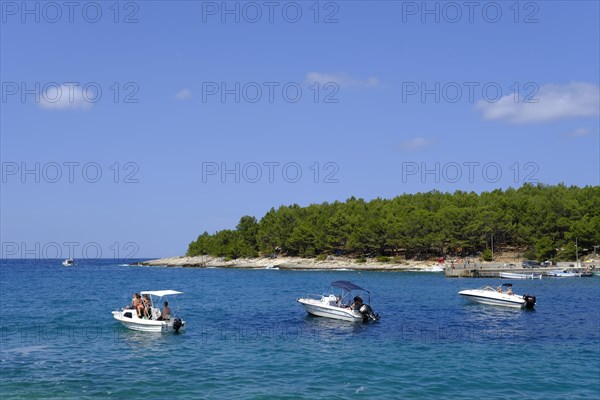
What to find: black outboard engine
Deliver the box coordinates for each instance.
[359,304,380,322]
[522,294,536,309]
[173,318,183,333]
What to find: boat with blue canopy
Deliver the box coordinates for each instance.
[297,281,380,322]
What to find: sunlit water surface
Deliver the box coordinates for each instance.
[1,259,599,399]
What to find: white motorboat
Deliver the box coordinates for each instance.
[297,281,380,322]
[499,272,542,280]
[546,269,576,277]
[62,258,75,266]
[545,269,592,277]
[112,290,185,333]
[459,284,536,309]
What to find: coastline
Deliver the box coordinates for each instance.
[137,255,484,271]
[135,255,596,272]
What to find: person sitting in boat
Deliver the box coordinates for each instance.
[130,292,140,309]
[496,286,502,293]
[132,293,145,318]
[141,294,151,319]
[507,287,513,295]
[348,296,363,311]
[128,293,137,308]
[157,301,171,321]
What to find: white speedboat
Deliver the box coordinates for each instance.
[499,272,542,280]
[459,284,536,309]
[62,258,75,266]
[297,281,380,322]
[112,290,185,333]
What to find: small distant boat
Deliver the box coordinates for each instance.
[408,264,444,272]
[499,272,542,280]
[546,269,592,278]
[423,265,445,272]
[112,290,185,333]
[552,237,594,277]
[297,281,380,322]
[459,284,536,309]
[62,258,75,267]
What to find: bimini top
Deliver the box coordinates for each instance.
[140,290,183,297]
[331,281,369,293]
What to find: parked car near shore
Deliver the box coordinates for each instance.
[522,260,541,268]
[542,260,554,267]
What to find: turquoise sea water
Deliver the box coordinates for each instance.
[1,259,599,399]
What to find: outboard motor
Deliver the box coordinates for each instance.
[173,318,183,333]
[359,304,380,322]
[522,294,536,310]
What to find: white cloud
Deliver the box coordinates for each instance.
[38,84,93,110]
[564,127,592,137]
[476,82,599,123]
[398,137,436,151]
[305,72,379,88]
[175,88,192,100]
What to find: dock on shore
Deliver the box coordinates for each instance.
[446,266,556,278]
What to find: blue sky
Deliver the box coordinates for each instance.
[1,0,599,258]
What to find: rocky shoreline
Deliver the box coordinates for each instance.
[136,255,481,271]
[133,255,594,272]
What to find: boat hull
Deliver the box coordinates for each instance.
[112,311,185,333]
[546,270,589,277]
[297,298,364,322]
[499,272,542,280]
[459,290,528,309]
